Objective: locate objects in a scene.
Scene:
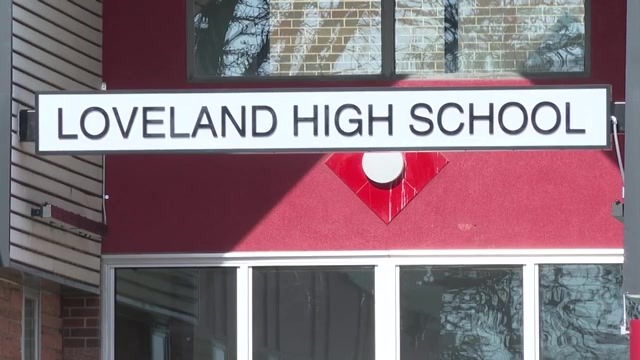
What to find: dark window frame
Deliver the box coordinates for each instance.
[186,0,592,83]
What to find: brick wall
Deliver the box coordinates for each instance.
[0,270,22,360]
[62,296,100,360]
[0,270,100,360]
[0,269,65,360]
[41,286,63,360]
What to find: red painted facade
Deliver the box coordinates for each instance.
[101,0,626,254]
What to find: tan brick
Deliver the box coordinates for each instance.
[41,348,63,360]
[85,339,100,348]
[0,333,21,360]
[42,314,63,329]
[61,298,84,308]
[41,292,60,317]
[42,329,63,352]
[63,348,99,360]
[0,308,21,322]
[84,318,99,328]
[63,338,85,348]
[68,328,98,338]
[0,269,23,286]
[6,319,21,338]
[69,308,98,318]
[0,281,22,311]
[62,318,84,328]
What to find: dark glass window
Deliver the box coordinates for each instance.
[399,266,523,359]
[252,266,375,360]
[23,292,38,360]
[539,264,627,359]
[114,268,237,360]
[190,0,587,78]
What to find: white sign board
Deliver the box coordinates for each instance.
[35,86,611,154]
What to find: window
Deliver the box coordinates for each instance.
[539,264,627,359]
[252,267,375,360]
[22,289,39,360]
[399,266,523,359]
[150,326,169,360]
[106,250,627,360]
[114,268,237,360]
[189,0,588,79]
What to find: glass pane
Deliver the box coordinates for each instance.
[539,264,627,359]
[400,266,523,359]
[151,327,168,360]
[192,0,382,77]
[23,296,36,360]
[395,0,586,76]
[114,268,237,360]
[252,266,375,360]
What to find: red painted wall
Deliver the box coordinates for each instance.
[102,0,626,253]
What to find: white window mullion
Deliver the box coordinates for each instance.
[533,264,541,360]
[375,262,397,360]
[237,266,250,360]
[101,265,115,360]
[522,263,538,360]
[22,287,40,360]
[394,265,401,360]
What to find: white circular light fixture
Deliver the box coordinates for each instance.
[362,152,405,185]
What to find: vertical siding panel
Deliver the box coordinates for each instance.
[0,0,11,266]
[9,0,103,288]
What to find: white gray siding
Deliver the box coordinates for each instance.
[0,0,11,267]
[10,0,103,290]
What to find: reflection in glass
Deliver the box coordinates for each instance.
[253,267,375,360]
[114,268,237,360]
[539,264,627,359]
[193,0,381,77]
[395,0,586,75]
[400,266,523,360]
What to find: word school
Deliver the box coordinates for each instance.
[35,88,609,153]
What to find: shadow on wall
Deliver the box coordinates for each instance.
[105,153,324,252]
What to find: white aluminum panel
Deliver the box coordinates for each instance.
[10,245,100,285]
[11,165,103,210]
[12,21,101,74]
[13,0,101,44]
[12,133,103,180]
[11,149,103,195]
[40,0,102,31]
[10,199,101,253]
[12,60,89,93]
[11,181,102,222]
[69,0,102,16]
[10,228,100,269]
[12,5,101,59]
[13,38,101,88]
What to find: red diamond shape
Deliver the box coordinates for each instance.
[326,152,448,224]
